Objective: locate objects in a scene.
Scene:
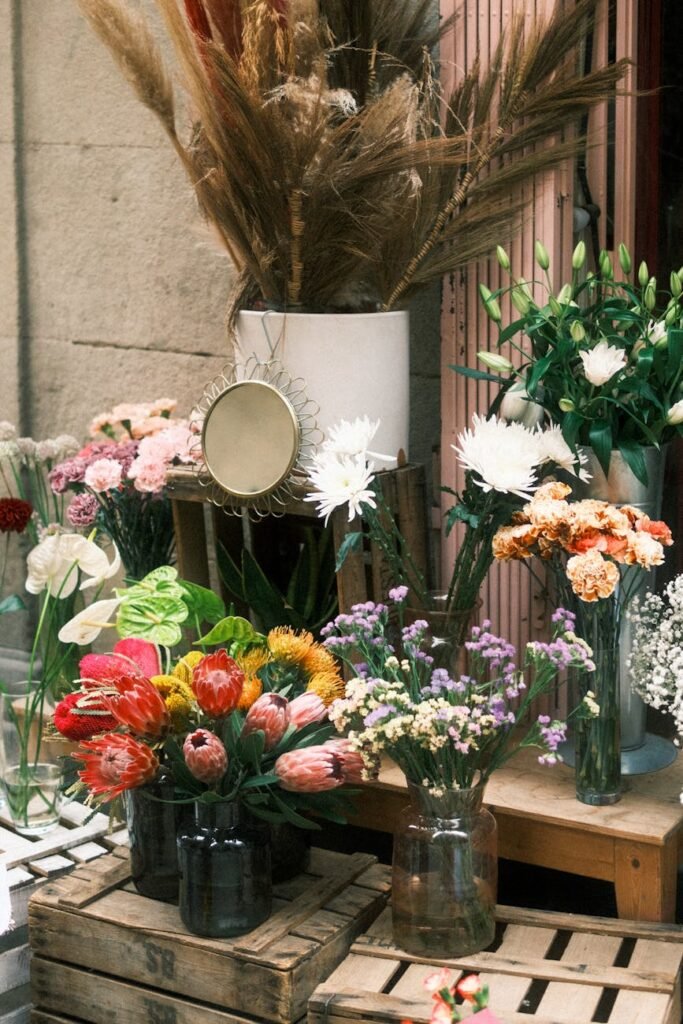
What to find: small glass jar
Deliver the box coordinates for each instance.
[177,801,272,937]
[125,770,184,902]
[392,781,497,956]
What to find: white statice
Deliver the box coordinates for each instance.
[452,414,542,499]
[579,340,628,386]
[535,424,590,481]
[304,452,377,524]
[58,597,122,645]
[321,416,393,462]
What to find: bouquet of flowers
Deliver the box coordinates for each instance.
[49,399,197,579]
[326,589,594,791]
[471,241,683,484]
[305,414,588,648]
[629,575,683,740]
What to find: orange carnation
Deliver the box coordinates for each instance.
[492,522,538,560]
[566,549,620,602]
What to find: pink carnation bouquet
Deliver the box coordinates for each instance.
[49,400,199,579]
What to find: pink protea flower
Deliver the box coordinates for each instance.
[274,746,344,793]
[103,675,170,739]
[243,693,289,750]
[74,733,159,802]
[183,729,228,784]
[84,458,123,492]
[324,738,370,783]
[286,693,327,728]
[192,650,244,717]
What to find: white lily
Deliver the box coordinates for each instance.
[322,416,393,462]
[579,340,627,386]
[305,452,377,524]
[499,381,545,429]
[58,597,122,645]
[453,414,541,500]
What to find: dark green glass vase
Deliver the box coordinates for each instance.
[177,801,272,937]
[125,771,183,902]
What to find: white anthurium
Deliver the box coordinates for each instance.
[321,416,394,463]
[26,533,112,599]
[536,425,591,481]
[499,381,545,429]
[80,543,121,591]
[305,452,377,524]
[452,414,541,500]
[58,597,122,645]
[579,340,628,386]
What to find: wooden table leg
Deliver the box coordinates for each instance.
[171,499,210,586]
[614,838,678,922]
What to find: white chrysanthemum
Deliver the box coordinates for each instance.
[322,416,393,462]
[58,597,121,645]
[579,340,627,386]
[452,414,541,499]
[305,453,377,524]
[536,424,590,481]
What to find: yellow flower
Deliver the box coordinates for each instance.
[267,627,315,665]
[150,674,194,729]
[172,650,204,686]
[238,675,263,711]
[235,648,270,711]
[301,642,338,676]
[306,669,345,706]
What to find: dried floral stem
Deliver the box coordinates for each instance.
[288,189,305,306]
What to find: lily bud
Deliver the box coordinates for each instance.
[671,271,682,297]
[559,397,575,413]
[599,250,613,279]
[548,296,563,317]
[618,243,632,274]
[477,350,514,374]
[665,305,679,327]
[638,261,650,288]
[644,277,657,311]
[511,286,531,315]
[535,240,550,270]
[556,283,573,305]
[572,241,586,269]
[654,328,668,350]
[666,399,683,425]
[478,283,502,323]
[570,320,586,342]
[496,245,511,271]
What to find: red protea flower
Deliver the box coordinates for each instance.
[286,693,327,729]
[53,690,119,741]
[192,649,244,717]
[183,728,228,784]
[323,739,370,783]
[74,733,159,802]
[103,675,170,739]
[274,746,344,793]
[0,497,32,534]
[242,693,288,751]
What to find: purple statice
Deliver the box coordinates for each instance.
[465,625,516,671]
[388,585,409,603]
[364,704,396,727]
[421,668,466,697]
[551,607,577,632]
[528,636,594,672]
[536,715,567,764]
[66,492,99,527]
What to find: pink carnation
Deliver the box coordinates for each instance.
[67,493,99,527]
[49,458,87,494]
[85,458,123,492]
[129,459,168,494]
[131,416,175,439]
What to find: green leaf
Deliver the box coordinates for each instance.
[242,549,289,631]
[287,531,317,622]
[588,419,613,478]
[180,581,226,625]
[497,317,526,345]
[526,352,554,396]
[216,542,247,605]
[0,594,26,615]
[239,773,280,790]
[618,440,649,486]
[116,595,189,647]
[668,328,683,375]
[271,792,318,829]
[449,365,505,384]
[237,728,266,769]
[635,346,655,378]
[195,615,262,647]
[335,531,363,572]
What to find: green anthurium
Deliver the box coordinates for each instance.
[116,594,189,647]
[118,565,186,602]
[195,615,263,648]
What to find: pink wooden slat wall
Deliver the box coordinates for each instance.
[439,0,637,712]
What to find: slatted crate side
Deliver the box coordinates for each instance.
[29,848,391,1024]
[308,906,683,1024]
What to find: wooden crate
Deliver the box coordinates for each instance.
[308,905,683,1024]
[29,847,391,1024]
[0,801,127,1024]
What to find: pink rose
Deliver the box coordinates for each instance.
[84,458,123,492]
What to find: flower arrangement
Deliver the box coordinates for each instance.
[306,415,587,648]
[49,400,197,579]
[423,971,501,1024]
[629,575,683,742]
[75,0,625,315]
[325,590,594,791]
[472,241,683,484]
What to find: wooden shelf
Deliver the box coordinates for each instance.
[351,747,683,923]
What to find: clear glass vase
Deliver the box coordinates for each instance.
[406,592,480,674]
[0,682,62,835]
[177,800,272,937]
[575,647,621,805]
[392,782,497,956]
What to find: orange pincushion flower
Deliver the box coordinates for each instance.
[492,522,538,560]
[267,627,315,664]
[172,650,205,686]
[235,647,269,710]
[74,733,159,802]
[306,670,346,706]
[300,642,338,676]
[238,674,263,710]
[566,549,620,602]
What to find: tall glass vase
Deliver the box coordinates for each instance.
[392,781,497,956]
[574,647,621,805]
[0,682,62,835]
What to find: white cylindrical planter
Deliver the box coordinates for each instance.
[235,310,410,464]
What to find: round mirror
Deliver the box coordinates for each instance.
[202,380,300,499]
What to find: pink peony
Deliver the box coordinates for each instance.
[287,693,327,728]
[85,458,123,492]
[243,693,289,750]
[67,492,99,527]
[274,746,344,792]
[183,729,228,783]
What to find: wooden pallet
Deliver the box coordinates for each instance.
[29,847,391,1024]
[0,801,127,1024]
[308,905,683,1024]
